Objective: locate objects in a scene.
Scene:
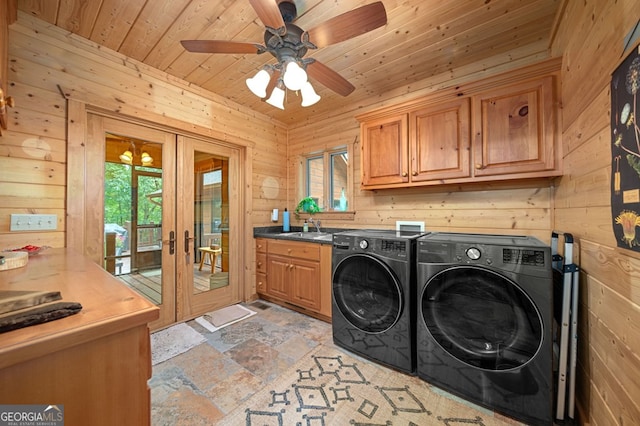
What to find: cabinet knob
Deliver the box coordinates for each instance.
[257,261,262,267]
[412,171,418,176]
[402,172,408,177]
[475,163,484,170]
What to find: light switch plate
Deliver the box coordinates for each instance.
[10,214,58,231]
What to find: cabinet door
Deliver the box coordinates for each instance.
[266,254,290,300]
[410,99,471,181]
[290,258,321,311]
[361,114,409,186]
[473,76,556,176]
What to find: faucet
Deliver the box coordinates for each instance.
[308,217,322,233]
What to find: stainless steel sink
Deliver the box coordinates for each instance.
[276,232,333,242]
[312,233,333,241]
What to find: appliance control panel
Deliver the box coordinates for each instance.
[503,248,546,266]
[380,239,407,253]
[451,244,547,267]
[416,234,550,273]
[333,235,410,259]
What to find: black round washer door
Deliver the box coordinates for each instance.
[421,266,542,371]
[333,254,402,333]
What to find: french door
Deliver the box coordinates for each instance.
[87,115,241,330]
[177,135,241,320]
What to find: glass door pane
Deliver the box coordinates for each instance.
[193,154,229,293]
[134,170,163,299]
[104,135,165,304]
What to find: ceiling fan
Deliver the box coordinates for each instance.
[180,0,387,107]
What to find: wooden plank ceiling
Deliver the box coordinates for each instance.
[17,0,562,125]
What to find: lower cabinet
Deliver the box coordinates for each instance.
[255,237,332,321]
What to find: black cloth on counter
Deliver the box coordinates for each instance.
[0,301,83,333]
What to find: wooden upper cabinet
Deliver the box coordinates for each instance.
[357,61,561,189]
[360,114,409,186]
[410,98,471,182]
[473,76,556,177]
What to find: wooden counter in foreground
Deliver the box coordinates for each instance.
[0,248,159,426]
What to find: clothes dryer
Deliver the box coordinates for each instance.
[332,229,426,374]
[416,232,553,425]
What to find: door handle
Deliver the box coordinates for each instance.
[184,230,195,265]
[169,231,175,255]
[184,230,194,254]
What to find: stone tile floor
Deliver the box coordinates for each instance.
[149,300,523,425]
[150,300,333,425]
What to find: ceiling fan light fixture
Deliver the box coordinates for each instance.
[182,1,388,109]
[246,68,272,98]
[300,81,321,107]
[266,82,286,110]
[282,60,307,91]
[119,150,133,165]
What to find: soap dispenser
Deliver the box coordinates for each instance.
[303,220,309,232]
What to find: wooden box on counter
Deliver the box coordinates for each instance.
[0,248,159,426]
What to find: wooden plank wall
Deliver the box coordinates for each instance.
[551,0,640,424]
[0,12,288,251]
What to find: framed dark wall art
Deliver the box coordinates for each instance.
[611,44,640,252]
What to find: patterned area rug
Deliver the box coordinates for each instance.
[222,344,518,426]
[150,322,207,366]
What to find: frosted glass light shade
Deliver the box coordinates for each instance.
[246,69,271,98]
[119,150,133,165]
[300,82,321,107]
[282,61,307,91]
[266,86,285,110]
[141,151,153,166]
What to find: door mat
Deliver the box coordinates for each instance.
[194,304,256,333]
[150,322,206,365]
[223,344,519,425]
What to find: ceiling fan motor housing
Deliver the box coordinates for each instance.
[264,22,308,62]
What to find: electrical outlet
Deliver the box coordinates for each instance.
[10,214,58,231]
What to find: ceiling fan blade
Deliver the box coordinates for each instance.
[248,0,285,32]
[302,2,387,48]
[180,40,263,54]
[306,61,355,97]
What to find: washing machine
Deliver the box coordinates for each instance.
[416,232,553,425]
[332,229,427,374]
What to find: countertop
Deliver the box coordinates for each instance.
[0,247,159,370]
[254,226,349,244]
